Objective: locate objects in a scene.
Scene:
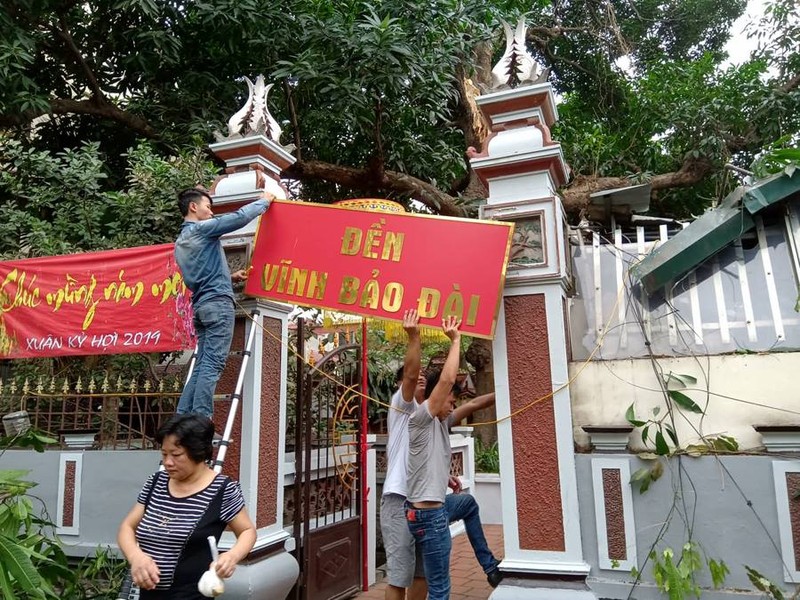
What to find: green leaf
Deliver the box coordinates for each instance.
[708,558,729,588]
[637,452,659,461]
[685,444,709,457]
[641,425,650,444]
[650,459,664,482]
[665,425,679,447]
[668,390,703,413]
[664,372,697,388]
[655,431,670,455]
[0,533,45,597]
[626,404,646,427]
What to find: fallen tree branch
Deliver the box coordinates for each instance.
[284,159,465,216]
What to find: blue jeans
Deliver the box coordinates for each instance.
[406,504,451,600]
[177,298,234,418]
[445,493,500,575]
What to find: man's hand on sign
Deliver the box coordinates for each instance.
[442,315,462,343]
[231,267,253,283]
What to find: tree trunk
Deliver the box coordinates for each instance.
[464,337,496,446]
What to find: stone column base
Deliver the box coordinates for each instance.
[490,578,598,600]
[223,549,298,599]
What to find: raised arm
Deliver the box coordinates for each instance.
[399,309,421,403]
[197,192,274,238]
[427,316,461,417]
[451,392,496,424]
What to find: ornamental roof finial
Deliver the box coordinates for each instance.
[222,75,282,141]
[489,17,549,91]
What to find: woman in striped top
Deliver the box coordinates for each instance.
[117,414,256,599]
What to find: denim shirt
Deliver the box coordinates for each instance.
[175,199,269,309]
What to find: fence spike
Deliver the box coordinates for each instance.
[0,378,5,396]
[36,376,44,395]
[22,378,30,395]
[115,375,124,391]
[88,377,96,394]
[75,376,83,394]
[129,378,137,394]
[101,374,110,393]
[9,379,18,395]
[48,377,56,393]
[62,378,70,395]
[143,380,152,393]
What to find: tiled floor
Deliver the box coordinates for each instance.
[355,525,504,600]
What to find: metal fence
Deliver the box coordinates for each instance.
[0,374,182,449]
[569,213,800,360]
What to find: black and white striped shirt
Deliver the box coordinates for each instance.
[135,471,245,593]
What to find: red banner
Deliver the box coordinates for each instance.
[244,201,514,338]
[0,244,195,358]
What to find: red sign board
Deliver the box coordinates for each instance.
[245,201,514,338]
[0,244,194,358]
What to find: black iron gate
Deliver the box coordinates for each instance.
[291,318,363,600]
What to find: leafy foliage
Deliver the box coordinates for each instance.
[0,139,217,259]
[0,430,127,599]
[648,543,728,600]
[751,145,800,179]
[0,431,72,598]
[1,0,797,218]
[625,372,705,456]
[474,438,499,473]
[745,565,786,600]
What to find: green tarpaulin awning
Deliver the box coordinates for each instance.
[631,171,800,294]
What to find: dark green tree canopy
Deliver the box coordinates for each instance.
[1,0,798,232]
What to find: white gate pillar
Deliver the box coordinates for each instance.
[470,20,595,599]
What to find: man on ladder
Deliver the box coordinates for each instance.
[174,187,275,418]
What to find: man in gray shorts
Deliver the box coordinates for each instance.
[380,309,427,600]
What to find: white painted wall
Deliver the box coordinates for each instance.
[569,352,800,451]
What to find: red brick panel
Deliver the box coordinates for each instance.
[505,294,564,551]
[602,468,627,561]
[785,472,800,570]
[257,316,282,527]
[62,461,76,528]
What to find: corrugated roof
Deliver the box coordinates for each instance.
[631,171,800,294]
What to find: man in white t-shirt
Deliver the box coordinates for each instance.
[381,309,428,600]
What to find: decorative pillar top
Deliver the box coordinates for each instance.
[486,18,549,92]
[208,75,296,209]
[469,19,568,193]
[473,19,571,288]
[223,75,283,141]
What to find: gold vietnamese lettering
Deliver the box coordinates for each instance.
[339,222,404,262]
[359,270,381,309]
[417,287,441,318]
[45,274,100,330]
[261,263,280,291]
[338,276,359,304]
[382,231,404,262]
[362,221,383,259]
[307,271,327,301]
[441,284,464,321]
[382,282,403,312]
[103,270,145,307]
[340,227,362,256]
[0,269,42,312]
[276,260,292,293]
[151,273,186,303]
[262,261,328,300]
[466,294,480,326]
